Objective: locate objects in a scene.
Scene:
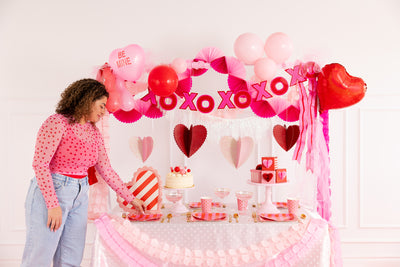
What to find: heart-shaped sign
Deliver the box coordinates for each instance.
[219,136,254,169]
[174,124,207,158]
[317,63,367,112]
[273,124,300,151]
[263,173,273,182]
[109,44,146,81]
[263,159,273,169]
[117,166,162,213]
[129,136,153,162]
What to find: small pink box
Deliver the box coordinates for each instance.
[261,170,275,184]
[261,157,277,171]
[250,169,262,183]
[276,169,287,183]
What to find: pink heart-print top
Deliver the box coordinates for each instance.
[32,114,134,209]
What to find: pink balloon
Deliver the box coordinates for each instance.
[114,78,135,112]
[254,58,277,81]
[264,32,293,65]
[171,58,187,73]
[106,91,121,113]
[109,44,146,81]
[234,33,264,65]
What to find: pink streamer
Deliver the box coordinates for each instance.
[95,214,157,267]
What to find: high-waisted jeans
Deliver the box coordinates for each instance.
[21,173,89,267]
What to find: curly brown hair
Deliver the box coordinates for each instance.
[56,78,109,123]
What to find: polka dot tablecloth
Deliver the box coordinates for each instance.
[91,208,332,266]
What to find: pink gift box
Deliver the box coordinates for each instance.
[250,169,262,183]
[276,169,287,183]
[261,157,277,171]
[261,170,275,184]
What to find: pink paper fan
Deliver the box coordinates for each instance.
[269,97,288,114]
[190,59,208,76]
[113,109,142,123]
[250,100,276,118]
[278,106,300,122]
[210,57,228,74]
[175,77,193,97]
[226,56,246,79]
[132,99,151,114]
[144,104,164,119]
[228,75,249,94]
[195,47,224,62]
[177,69,191,80]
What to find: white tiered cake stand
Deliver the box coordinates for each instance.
[248,180,288,214]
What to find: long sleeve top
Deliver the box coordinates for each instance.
[32,113,134,209]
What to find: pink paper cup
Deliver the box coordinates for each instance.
[201,197,212,213]
[237,198,248,212]
[287,198,299,215]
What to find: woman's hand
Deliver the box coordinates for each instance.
[47,206,62,232]
[130,198,146,214]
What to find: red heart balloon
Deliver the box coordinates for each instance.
[317,63,366,111]
[273,124,300,151]
[174,124,207,158]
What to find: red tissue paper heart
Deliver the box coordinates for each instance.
[317,63,367,112]
[273,124,300,151]
[174,124,207,158]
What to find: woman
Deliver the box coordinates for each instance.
[21,78,145,267]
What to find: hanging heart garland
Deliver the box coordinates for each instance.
[129,136,154,162]
[219,136,254,169]
[273,124,300,151]
[173,124,207,158]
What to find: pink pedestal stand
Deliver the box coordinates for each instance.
[164,187,193,214]
[247,180,287,214]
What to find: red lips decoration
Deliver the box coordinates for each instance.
[273,124,300,151]
[173,124,207,157]
[317,63,366,112]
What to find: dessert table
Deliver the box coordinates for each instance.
[91,204,334,267]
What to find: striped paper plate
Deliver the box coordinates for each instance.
[189,202,221,208]
[127,213,162,222]
[259,213,295,222]
[192,212,226,221]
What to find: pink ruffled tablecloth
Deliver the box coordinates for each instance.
[91,208,333,267]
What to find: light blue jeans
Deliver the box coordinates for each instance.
[21,173,89,267]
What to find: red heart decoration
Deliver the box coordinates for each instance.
[263,173,273,182]
[174,124,207,157]
[317,63,366,112]
[273,124,300,151]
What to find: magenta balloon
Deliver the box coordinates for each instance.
[234,33,264,65]
[264,32,293,65]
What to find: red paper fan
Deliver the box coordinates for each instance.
[228,75,249,93]
[250,100,276,118]
[190,59,208,76]
[175,77,193,97]
[278,106,300,122]
[113,109,142,123]
[210,56,228,74]
[144,104,164,119]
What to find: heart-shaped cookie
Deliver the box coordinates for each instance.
[174,124,207,157]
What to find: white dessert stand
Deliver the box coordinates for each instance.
[247,180,287,214]
[163,186,194,214]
